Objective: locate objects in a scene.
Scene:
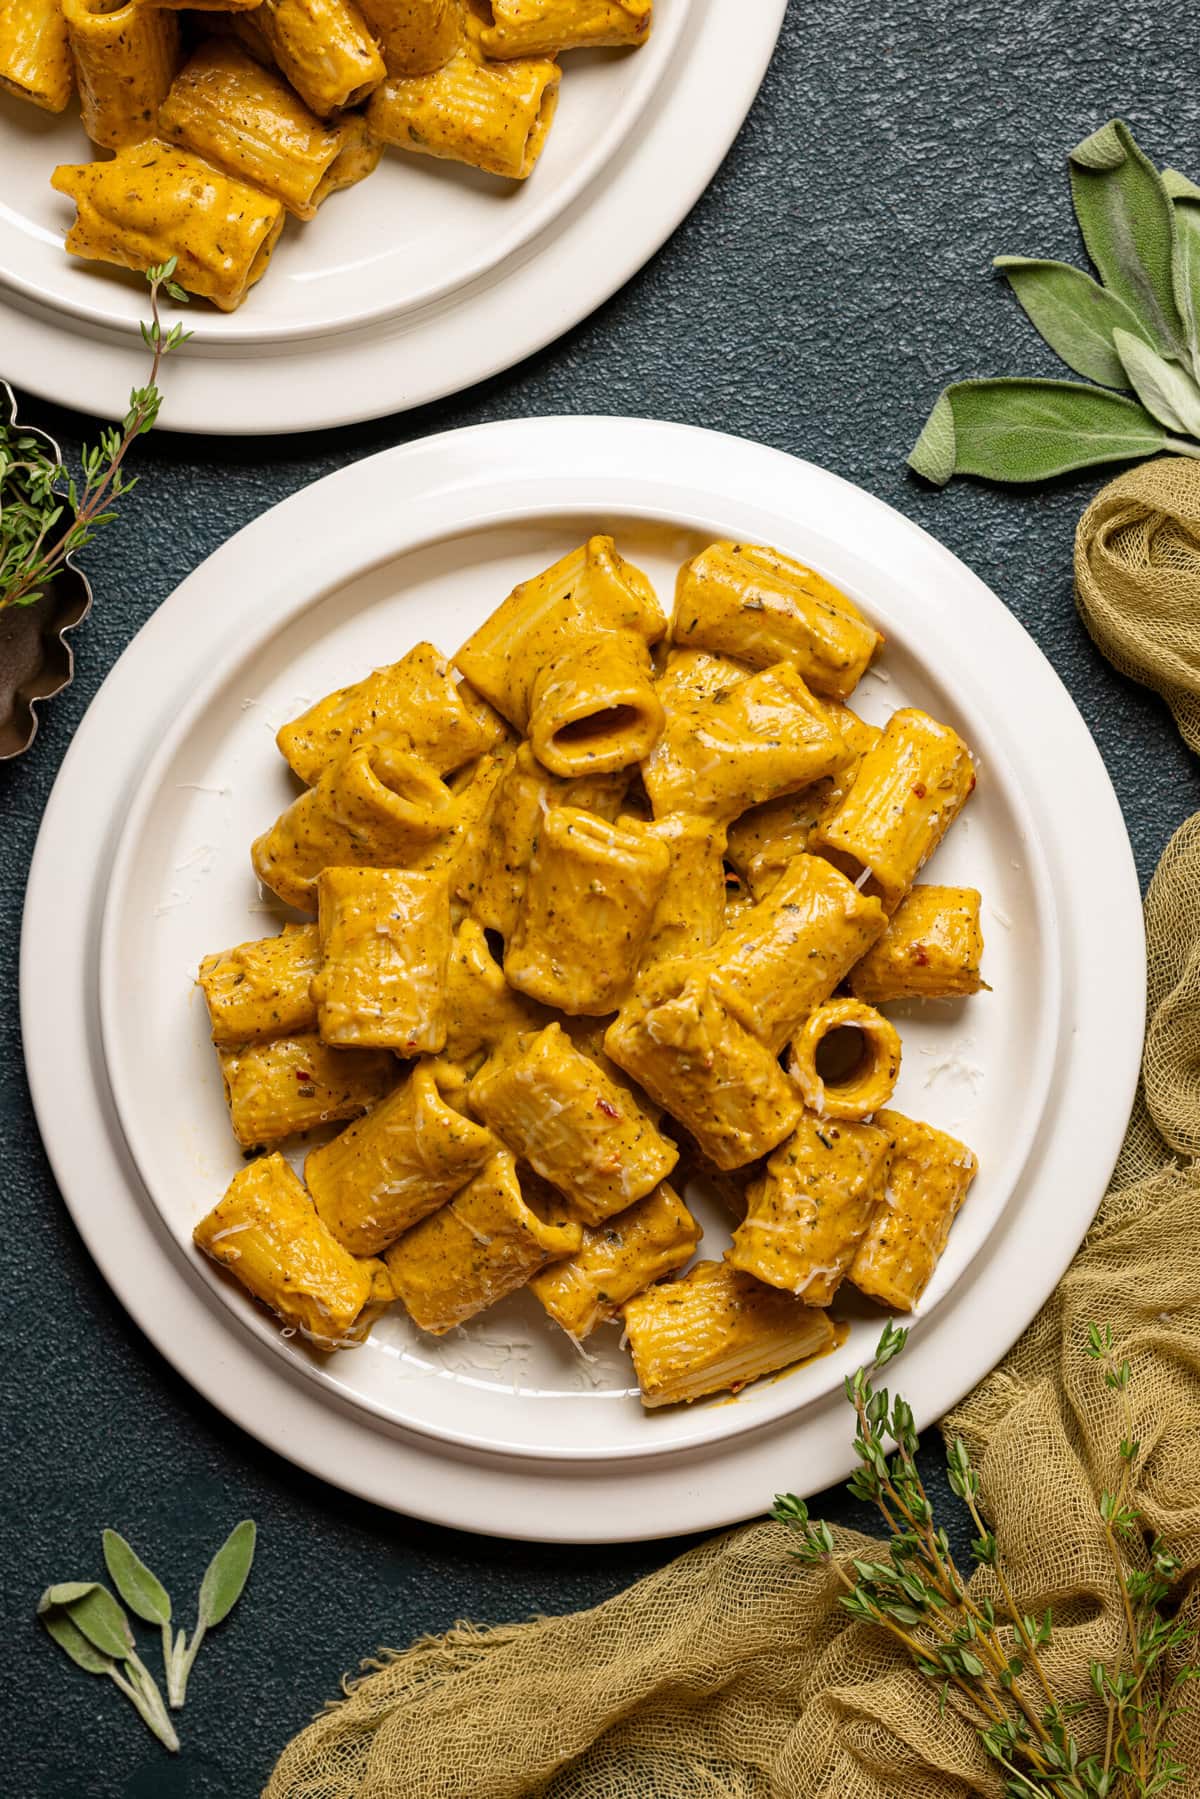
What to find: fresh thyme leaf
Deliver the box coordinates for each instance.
[911,378,1175,484]
[198,1520,256,1627]
[0,262,190,613]
[993,256,1151,389]
[103,1530,172,1627]
[1069,120,1186,356]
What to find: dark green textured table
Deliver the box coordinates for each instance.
[6,3,1200,1792]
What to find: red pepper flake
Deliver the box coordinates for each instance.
[295,1069,313,1082]
[596,1098,620,1119]
[912,944,930,967]
[911,783,926,798]
[968,773,977,793]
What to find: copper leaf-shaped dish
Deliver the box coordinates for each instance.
[0,380,94,759]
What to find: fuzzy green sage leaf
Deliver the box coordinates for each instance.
[198,1520,256,1628]
[1111,328,1200,436]
[39,1582,132,1660]
[909,378,1176,485]
[993,256,1151,389]
[1068,120,1185,355]
[103,1530,172,1627]
[41,1607,115,1676]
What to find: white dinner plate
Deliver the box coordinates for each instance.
[0,1,784,432]
[21,418,1144,1539]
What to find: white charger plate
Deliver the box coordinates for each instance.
[21,418,1144,1539]
[0,0,784,432]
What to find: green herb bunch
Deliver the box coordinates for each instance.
[911,120,1200,486]
[774,1324,1198,1796]
[38,1520,256,1754]
[0,257,189,613]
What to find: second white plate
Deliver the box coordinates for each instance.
[0,0,785,430]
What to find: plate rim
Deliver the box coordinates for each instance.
[0,0,788,431]
[95,490,1065,1464]
[19,416,1146,1540]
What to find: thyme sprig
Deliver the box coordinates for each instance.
[773,1324,1198,1797]
[0,257,189,613]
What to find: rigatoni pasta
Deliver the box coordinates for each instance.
[52,141,284,311]
[849,1110,979,1311]
[530,1181,699,1339]
[217,1031,394,1148]
[672,540,882,700]
[846,885,986,1002]
[60,0,178,147]
[357,0,458,75]
[727,1114,892,1304]
[194,1154,394,1348]
[384,1149,581,1333]
[788,997,902,1122]
[197,923,321,1045]
[159,40,381,221]
[313,866,451,1052]
[367,45,560,181]
[469,0,652,58]
[0,0,73,112]
[623,1260,836,1409]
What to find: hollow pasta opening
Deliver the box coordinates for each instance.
[814,1024,870,1089]
[553,704,644,749]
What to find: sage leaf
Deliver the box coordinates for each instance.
[198,1520,256,1628]
[1069,121,1185,355]
[103,1530,171,1627]
[1169,196,1200,366]
[40,1583,133,1661]
[41,1608,115,1676]
[993,257,1149,389]
[1111,330,1200,437]
[1162,167,1200,202]
[909,379,1170,485]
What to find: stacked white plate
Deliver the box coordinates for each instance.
[0,0,787,432]
[20,418,1143,1540]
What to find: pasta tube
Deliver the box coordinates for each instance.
[727,1113,892,1303]
[443,916,548,1064]
[468,0,651,58]
[708,853,887,1053]
[849,1109,979,1311]
[217,1031,394,1148]
[642,662,851,821]
[313,867,451,1052]
[158,40,381,222]
[278,642,504,786]
[788,997,902,1122]
[306,1061,496,1254]
[197,921,320,1045]
[504,807,670,1014]
[530,1181,699,1339]
[672,541,882,701]
[357,0,457,74]
[251,742,454,911]
[367,45,560,181]
[468,1023,678,1223]
[455,537,665,771]
[194,1153,394,1348]
[725,704,881,897]
[604,962,801,1171]
[655,646,750,705]
[846,885,986,1003]
[623,1260,836,1409]
[638,813,728,971]
[60,0,178,147]
[0,0,73,112]
[52,142,284,311]
[384,1148,581,1334]
[466,740,626,938]
[809,707,976,912]
[252,0,385,114]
